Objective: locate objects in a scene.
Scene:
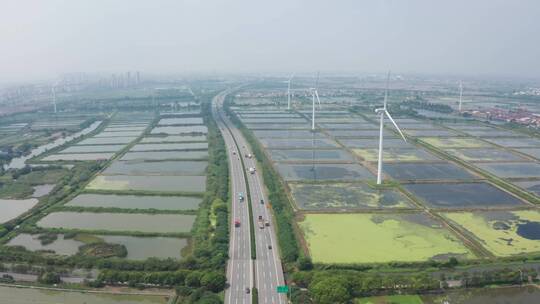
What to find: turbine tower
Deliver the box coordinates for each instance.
[310,72,321,131]
[286,74,294,110]
[458,81,463,112]
[51,85,57,114]
[375,71,407,185]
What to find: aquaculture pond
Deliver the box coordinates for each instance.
[253,130,326,138]
[37,212,196,233]
[244,123,309,130]
[240,118,308,124]
[76,136,137,145]
[158,117,204,125]
[103,160,207,175]
[477,162,540,178]
[442,210,540,256]
[100,235,187,260]
[444,148,526,162]
[289,183,414,210]
[94,131,142,137]
[318,123,377,130]
[421,137,491,148]
[276,163,374,181]
[59,144,125,153]
[86,175,206,193]
[259,138,338,149]
[0,286,169,304]
[516,148,540,159]
[120,150,208,161]
[299,213,472,264]
[353,148,439,162]
[41,152,114,161]
[404,182,525,209]
[66,194,201,210]
[384,162,475,180]
[464,129,519,137]
[268,149,353,162]
[151,125,208,134]
[140,135,207,143]
[326,129,386,137]
[31,184,55,198]
[7,233,83,255]
[0,198,38,223]
[338,138,412,148]
[130,142,208,151]
[483,137,540,148]
[102,126,147,132]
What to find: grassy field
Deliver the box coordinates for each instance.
[298,213,473,264]
[421,137,489,148]
[356,295,423,304]
[442,210,540,256]
[352,148,436,162]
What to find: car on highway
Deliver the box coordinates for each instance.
[234,220,240,227]
[245,287,250,294]
[268,245,272,250]
[238,192,244,201]
[260,199,264,204]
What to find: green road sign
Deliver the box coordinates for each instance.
[277,285,289,293]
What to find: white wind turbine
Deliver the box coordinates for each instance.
[458,81,463,112]
[375,71,407,185]
[310,72,322,130]
[286,74,294,110]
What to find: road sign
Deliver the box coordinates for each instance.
[277,285,289,293]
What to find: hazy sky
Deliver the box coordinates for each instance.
[1,0,539,83]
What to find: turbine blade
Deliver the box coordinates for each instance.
[384,110,407,142]
[314,90,322,109]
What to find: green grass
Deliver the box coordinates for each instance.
[356,295,423,304]
[442,210,540,257]
[298,213,473,264]
[0,168,67,199]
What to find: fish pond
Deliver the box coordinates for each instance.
[151,125,208,134]
[483,137,540,148]
[158,117,204,125]
[37,212,196,233]
[353,148,439,162]
[276,163,374,181]
[516,148,540,159]
[289,183,414,210]
[59,144,125,153]
[140,135,207,143]
[103,160,207,175]
[338,138,412,148]
[86,175,206,193]
[444,148,526,162]
[405,182,525,209]
[130,142,208,151]
[0,198,38,223]
[76,136,137,145]
[268,149,353,162]
[0,286,169,303]
[442,210,540,256]
[41,152,114,161]
[120,150,208,161]
[477,162,540,178]
[259,138,338,149]
[421,137,491,148]
[66,193,201,210]
[299,213,473,264]
[384,162,475,180]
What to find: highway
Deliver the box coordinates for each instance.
[213,91,287,304]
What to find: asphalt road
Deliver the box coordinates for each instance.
[212,91,286,304]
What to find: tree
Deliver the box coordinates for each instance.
[297,256,313,270]
[38,271,61,284]
[200,271,226,292]
[310,277,351,304]
[185,271,202,287]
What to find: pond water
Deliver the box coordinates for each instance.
[0,198,38,223]
[86,175,206,192]
[405,182,525,209]
[120,150,208,161]
[7,233,83,255]
[130,142,208,152]
[253,130,326,138]
[260,138,338,149]
[465,129,519,137]
[326,129,385,137]
[404,129,460,137]
[0,285,169,303]
[319,123,377,130]
[484,137,540,148]
[269,149,354,162]
[94,131,142,137]
[31,184,55,198]
[37,212,196,233]
[516,148,540,159]
[516,221,540,240]
[41,152,114,161]
[276,163,374,181]
[140,135,207,143]
[151,125,208,134]
[513,180,540,196]
[338,138,412,148]
[445,148,526,162]
[477,162,540,178]
[4,121,102,169]
[66,193,201,210]
[244,123,310,130]
[158,117,204,125]
[384,163,475,180]
[100,235,187,260]
[59,144,125,153]
[76,136,137,145]
[353,148,440,162]
[103,160,207,175]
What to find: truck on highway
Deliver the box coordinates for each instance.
[258,215,264,229]
[245,153,252,159]
[248,167,255,174]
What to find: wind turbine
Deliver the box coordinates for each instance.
[51,86,57,114]
[458,81,463,112]
[310,72,322,131]
[375,71,407,185]
[286,74,294,110]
